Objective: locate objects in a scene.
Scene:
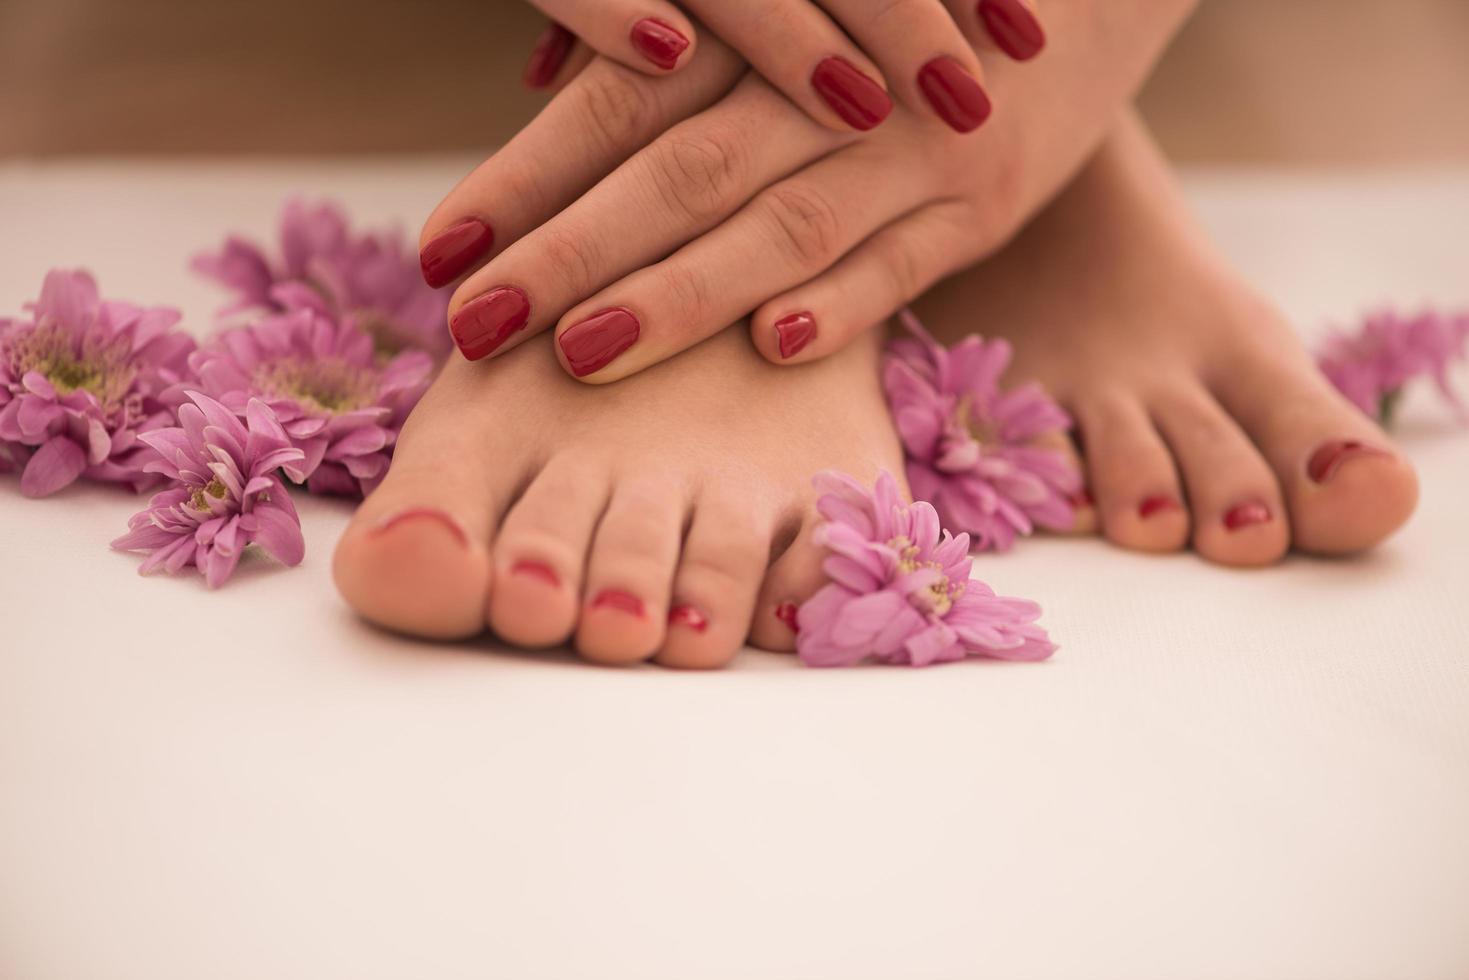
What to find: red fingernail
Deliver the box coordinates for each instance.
[977,0,1046,61]
[668,604,709,633]
[774,312,817,359]
[1138,495,1180,519]
[811,57,893,131]
[450,286,531,361]
[523,22,576,89]
[1069,487,1094,509]
[420,217,494,288]
[511,559,559,588]
[1224,501,1273,531]
[559,307,640,377]
[1307,439,1391,484]
[775,601,800,634]
[370,507,468,548]
[917,57,993,133]
[630,18,689,70]
[591,589,645,618]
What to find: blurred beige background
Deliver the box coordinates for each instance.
[1,0,1467,164]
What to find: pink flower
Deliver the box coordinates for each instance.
[883,311,1080,552]
[0,269,195,497]
[192,198,450,358]
[180,305,432,497]
[112,392,306,588]
[796,470,1056,668]
[1317,308,1469,424]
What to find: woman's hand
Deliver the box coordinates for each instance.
[518,0,1048,134]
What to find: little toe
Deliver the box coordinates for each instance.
[488,452,613,648]
[1073,393,1189,553]
[749,519,828,653]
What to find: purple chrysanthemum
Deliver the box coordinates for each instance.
[883,311,1080,552]
[192,198,450,358]
[0,269,195,497]
[796,470,1056,668]
[112,392,306,588]
[180,305,432,497]
[1317,308,1469,424]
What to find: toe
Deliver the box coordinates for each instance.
[749,519,827,653]
[1073,392,1189,553]
[575,475,688,665]
[488,452,612,648]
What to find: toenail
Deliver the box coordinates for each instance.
[775,601,800,634]
[629,18,690,71]
[420,217,494,288]
[668,604,709,632]
[559,308,641,378]
[370,507,469,547]
[774,312,818,359]
[1224,501,1273,531]
[590,589,645,618]
[1069,487,1095,509]
[511,559,559,588]
[450,286,531,361]
[1138,495,1180,519]
[1307,440,1393,484]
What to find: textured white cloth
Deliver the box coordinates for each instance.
[1,161,1467,980]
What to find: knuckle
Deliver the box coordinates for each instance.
[538,227,603,297]
[647,125,750,225]
[762,184,842,269]
[576,68,659,153]
[656,264,714,329]
[868,0,931,31]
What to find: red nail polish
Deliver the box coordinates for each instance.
[559,307,640,377]
[811,57,893,131]
[917,57,993,134]
[1069,487,1094,509]
[977,0,1046,61]
[370,507,468,548]
[668,604,709,633]
[630,18,689,70]
[523,22,576,89]
[1307,440,1391,484]
[1138,495,1180,519]
[775,601,800,634]
[450,286,531,361]
[420,217,494,288]
[511,559,560,588]
[1224,501,1273,531]
[591,589,645,618]
[774,312,817,359]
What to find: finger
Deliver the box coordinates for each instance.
[419,42,746,289]
[749,200,981,364]
[822,0,993,133]
[446,76,844,362]
[684,0,894,132]
[967,0,1046,62]
[551,144,931,382]
[526,0,697,76]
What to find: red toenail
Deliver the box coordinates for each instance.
[629,18,689,71]
[370,508,469,547]
[1069,487,1095,509]
[450,286,531,361]
[591,589,645,618]
[420,217,494,288]
[1138,495,1180,519]
[511,559,559,588]
[523,22,575,89]
[1224,501,1273,531]
[775,601,800,634]
[559,308,640,377]
[1307,440,1391,484]
[668,604,709,632]
[774,312,818,359]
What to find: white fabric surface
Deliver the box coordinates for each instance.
[1,160,1467,980]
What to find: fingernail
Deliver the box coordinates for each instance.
[630,18,689,70]
[1069,487,1094,509]
[811,57,893,132]
[977,0,1046,61]
[668,604,709,633]
[420,217,495,288]
[1224,501,1273,531]
[523,22,576,88]
[370,507,468,547]
[1307,439,1392,484]
[1138,495,1180,519]
[450,286,531,361]
[775,601,800,634]
[511,559,559,588]
[917,57,993,133]
[559,307,640,377]
[774,312,817,359]
[591,589,645,618]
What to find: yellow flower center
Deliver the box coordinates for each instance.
[7,321,136,412]
[190,476,228,511]
[255,357,376,414]
[888,535,963,616]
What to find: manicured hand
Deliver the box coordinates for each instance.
[517,0,1048,134]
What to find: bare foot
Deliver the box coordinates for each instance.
[913,112,1418,567]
